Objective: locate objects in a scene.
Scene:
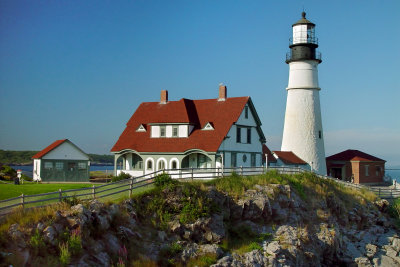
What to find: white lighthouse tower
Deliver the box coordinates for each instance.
[281,12,327,175]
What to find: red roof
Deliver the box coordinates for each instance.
[111,97,255,153]
[262,144,277,163]
[273,151,307,165]
[32,139,68,159]
[326,149,385,162]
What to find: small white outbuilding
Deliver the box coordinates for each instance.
[32,139,90,182]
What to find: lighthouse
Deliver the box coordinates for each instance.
[281,12,327,175]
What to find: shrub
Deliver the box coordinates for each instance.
[158,241,183,266]
[30,229,45,256]
[154,173,176,188]
[112,172,131,182]
[62,194,81,206]
[59,242,70,266]
[248,241,262,251]
[68,228,82,256]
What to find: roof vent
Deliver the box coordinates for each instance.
[160,90,168,104]
[218,83,227,101]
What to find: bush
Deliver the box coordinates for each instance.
[111,172,131,182]
[30,229,45,256]
[59,243,71,266]
[154,173,176,188]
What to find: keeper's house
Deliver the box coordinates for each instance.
[32,139,90,182]
[111,85,266,177]
[326,149,386,184]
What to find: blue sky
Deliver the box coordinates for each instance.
[0,1,399,167]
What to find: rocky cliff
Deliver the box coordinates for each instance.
[1,172,400,266]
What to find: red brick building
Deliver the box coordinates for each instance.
[326,150,385,184]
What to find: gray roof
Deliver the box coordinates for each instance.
[292,12,315,27]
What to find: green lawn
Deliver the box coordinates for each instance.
[0,182,96,200]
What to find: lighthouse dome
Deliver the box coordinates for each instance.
[292,12,315,27]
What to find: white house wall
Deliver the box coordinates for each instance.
[42,142,89,160]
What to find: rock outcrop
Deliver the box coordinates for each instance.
[1,181,399,266]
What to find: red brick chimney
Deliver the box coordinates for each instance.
[218,84,227,101]
[160,90,168,104]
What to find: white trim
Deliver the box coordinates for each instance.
[136,124,147,132]
[202,122,214,130]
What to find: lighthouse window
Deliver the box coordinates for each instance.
[318,131,322,139]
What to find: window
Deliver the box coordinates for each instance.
[247,128,251,144]
[365,165,369,176]
[55,162,63,170]
[44,162,53,170]
[158,160,165,170]
[172,161,177,169]
[173,126,178,137]
[78,162,86,170]
[245,106,249,119]
[376,166,382,176]
[231,152,237,167]
[236,127,241,143]
[147,160,153,170]
[251,153,256,166]
[318,131,322,139]
[68,162,76,171]
[160,126,166,137]
[242,154,247,163]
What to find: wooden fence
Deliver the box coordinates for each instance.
[1,166,399,216]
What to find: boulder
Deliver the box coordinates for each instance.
[8,224,26,248]
[157,231,167,242]
[365,244,378,259]
[88,199,105,213]
[43,226,57,246]
[211,255,244,267]
[198,244,224,258]
[241,250,270,267]
[103,233,120,256]
[355,257,373,267]
[168,219,182,235]
[265,241,281,256]
[374,199,390,213]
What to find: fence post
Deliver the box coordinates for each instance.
[59,189,62,202]
[129,178,133,198]
[92,185,96,199]
[21,194,24,209]
[191,167,194,181]
[378,188,381,197]
[391,189,393,199]
[241,166,243,176]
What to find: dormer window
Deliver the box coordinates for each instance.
[202,122,214,131]
[136,124,146,132]
[160,126,166,137]
[172,126,178,137]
